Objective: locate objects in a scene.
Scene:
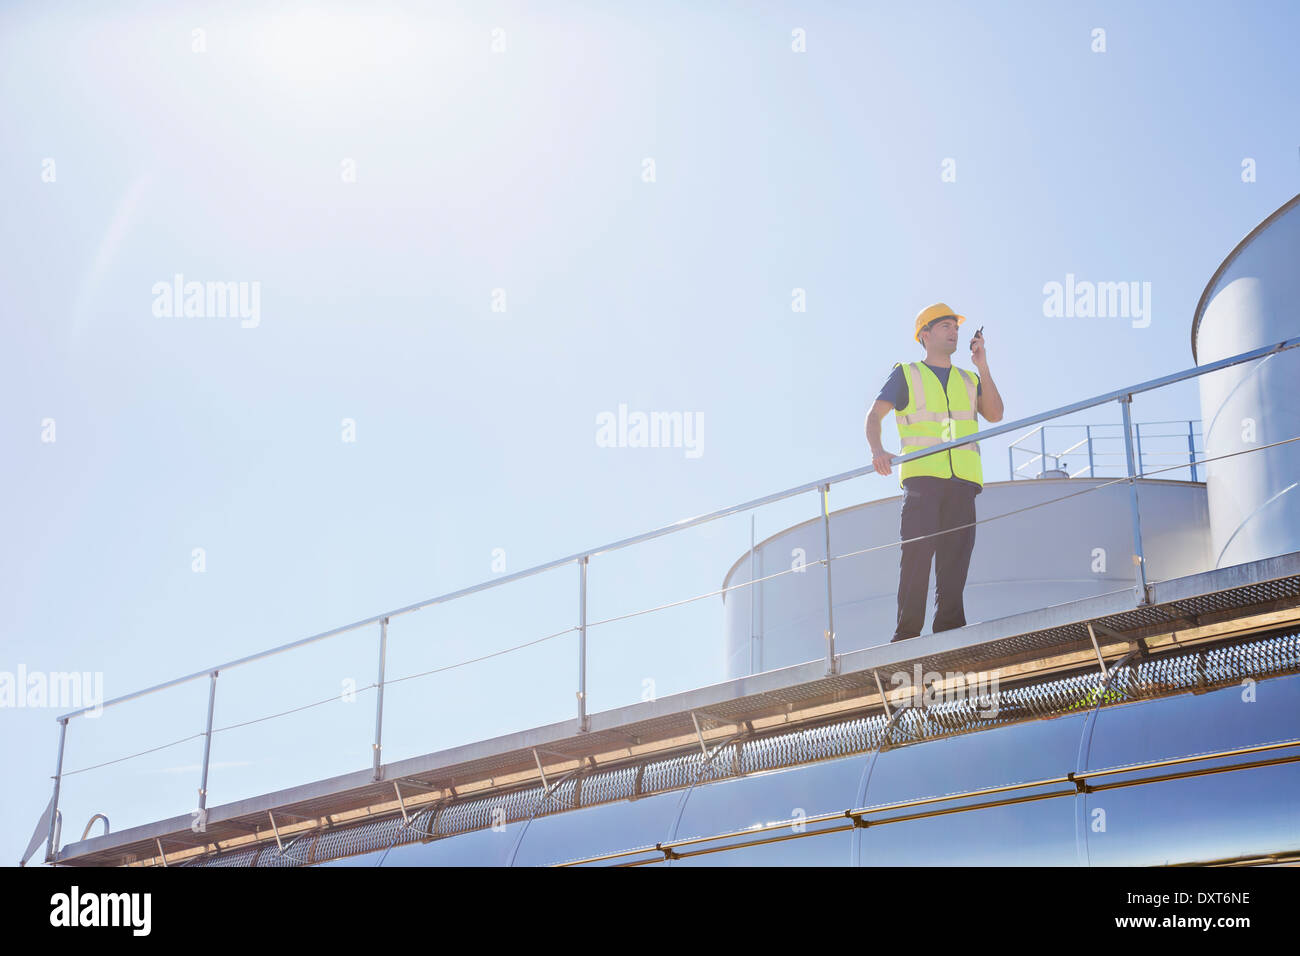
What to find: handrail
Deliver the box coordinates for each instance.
[1026,420,1204,429]
[40,332,1300,866]
[1011,419,1203,478]
[50,333,1300,724]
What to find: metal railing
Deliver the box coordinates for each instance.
[39,333,1300,865]
[1009,420,1204,481]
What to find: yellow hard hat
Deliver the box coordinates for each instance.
[914,302,966,343]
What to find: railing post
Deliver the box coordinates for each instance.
[749,514,760,675]
[1086,424,1095,477]
[371,617,388,780]
[820,484,838,675]
[1119,395,1151,604]
[197,670,218,820]
[1188,420,1198,482]
[1039,425,1047,478]
[45,717,68,863]
[577,556,589,732]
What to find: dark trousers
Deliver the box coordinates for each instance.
[892,477,978,642]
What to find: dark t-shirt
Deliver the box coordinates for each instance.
[876,362,983,495]
[877,361,981,409]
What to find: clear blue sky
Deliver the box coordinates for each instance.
[3,0,1298,864]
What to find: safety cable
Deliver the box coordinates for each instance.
[61,733,207,778]
[382,624,578,689]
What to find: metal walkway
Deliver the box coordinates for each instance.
[30,332,1300,867]
[48,549,1300,867]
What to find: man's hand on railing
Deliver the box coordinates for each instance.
[871,447,896,476]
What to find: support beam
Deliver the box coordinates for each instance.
[1086,623,1109,676]
[873,670,893,720]
[690,712,709,757]
[392,782,409,824]
[267,812,284,852]
[532,749,549,790]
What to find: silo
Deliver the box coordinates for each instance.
[292,630,1300,868]
[721,477,1211,677]
[1193,193,1300,569]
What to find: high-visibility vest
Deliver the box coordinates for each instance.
[892,361,984,489]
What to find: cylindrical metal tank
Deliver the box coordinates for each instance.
[291,628,1300,867]
[1193,193,1300,569]
[720,477,1210,678]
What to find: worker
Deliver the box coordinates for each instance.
[865,303,1004,643]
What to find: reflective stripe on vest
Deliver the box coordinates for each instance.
[893,362,984,488]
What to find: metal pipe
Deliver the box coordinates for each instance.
[577,557,589,732]
[198,671,218,814]
[1120,395,1150,604]
[559,738,1300,866]
[622,823,862,865]
[79,813,109,842]
[44,718,67,863]
[856,788,1076,832]
[616,743,1300,865]
[1088,752,1300,794]
[820,484,837,675]
[558,843,669,866]
[671,768,1076,855]
[52,334,1300,723]
[664,809,857,852]
[668,822,858,861]
[1086,424,1095,477]
[1188,420,1198,482]
[1074,736,1300,781]
[372,618,388,780]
